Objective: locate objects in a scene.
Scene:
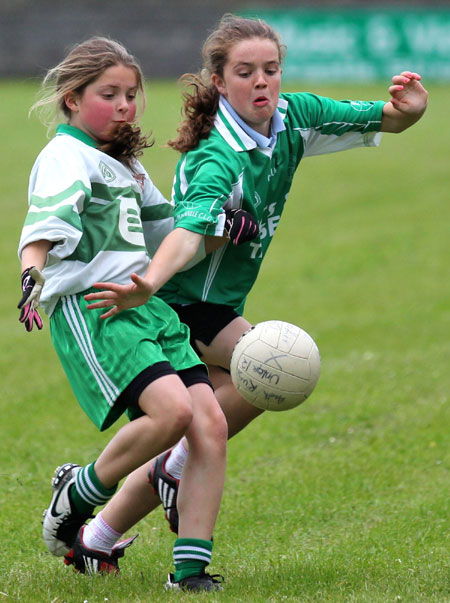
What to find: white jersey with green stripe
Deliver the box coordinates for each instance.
[158,92,385,313]
[19,124,173,315]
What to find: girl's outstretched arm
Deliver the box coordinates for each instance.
[381,71,428,133]
[85,208,260,319]
[85,228,203,319]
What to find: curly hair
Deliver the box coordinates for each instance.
[98,122,153,171]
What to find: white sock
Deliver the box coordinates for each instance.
[165,439,188,480]
[82,512,122,554]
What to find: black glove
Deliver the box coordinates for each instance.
[18,266,45,332]
[224,208,259,246]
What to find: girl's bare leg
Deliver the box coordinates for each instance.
[197,316,264,437]
[177,383,227,540]
[93,375,193,488]
[100,462,159,534]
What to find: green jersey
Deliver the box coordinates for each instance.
[19,124,173,315]
[159,93,385,313]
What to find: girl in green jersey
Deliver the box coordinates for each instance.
[80,12,428,561]
[18,36,227,592]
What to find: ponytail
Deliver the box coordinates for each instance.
[168,74,219,153]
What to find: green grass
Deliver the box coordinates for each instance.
[1,79,449,602]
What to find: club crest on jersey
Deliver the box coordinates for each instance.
[350,101,373,112]
[180,200,203,210]
[99,161,116,183]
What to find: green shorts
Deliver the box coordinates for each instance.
[50,291,203,431]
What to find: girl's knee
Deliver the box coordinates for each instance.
[139,378,194,437]
[210,405,228,445]
[193,402,228,451]
[168,393,193,438]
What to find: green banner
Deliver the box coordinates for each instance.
[242,9,450,81]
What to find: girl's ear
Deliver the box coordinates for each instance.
[64,91,79,113]
[211,73,226,97]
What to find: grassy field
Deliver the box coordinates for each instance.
[0,79,449,602]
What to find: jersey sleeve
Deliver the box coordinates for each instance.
[18,142,90,262]
[138,167,175,259]
[286,93,385,158]
[171,146,233,237]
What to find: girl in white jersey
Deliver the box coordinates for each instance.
[75,14,428,561]
[17,36,227,592]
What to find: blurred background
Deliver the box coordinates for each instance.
[1,0,450,82]
[2,2,449,600]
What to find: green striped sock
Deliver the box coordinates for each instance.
[173,538,213,582]
[70,462,117,515]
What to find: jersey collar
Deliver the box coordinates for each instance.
[56,124,98,148]
[215,96,287,153]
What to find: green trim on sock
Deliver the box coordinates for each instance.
[174,538,213,552]
[69,484,95,515]
[88,462,118,497]
[173,538,213,582]
[70,462,118,515]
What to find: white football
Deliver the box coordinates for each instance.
[230,320,321,411]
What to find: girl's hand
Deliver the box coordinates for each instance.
[84,273,153,319]
[382,71,428,132]
[388,71,428,116]
[18,266,45,332]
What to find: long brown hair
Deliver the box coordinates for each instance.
[31,37,152,169]
[168,14,285,153]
